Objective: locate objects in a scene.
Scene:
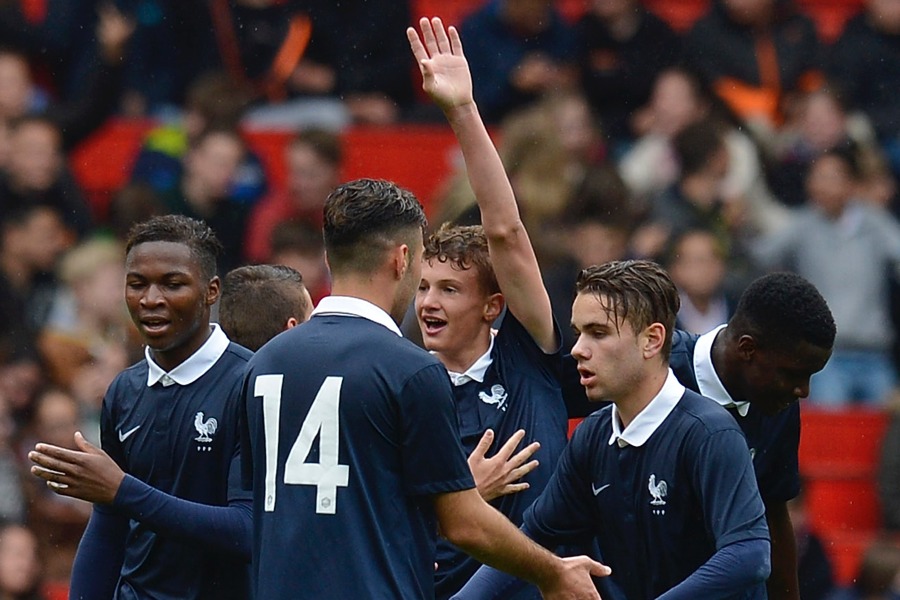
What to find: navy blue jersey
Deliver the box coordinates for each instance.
[525,387,769,600]
[243,308,475,599]
[100,340,252,600]
[669,329,802,504]
[435,313,568,600]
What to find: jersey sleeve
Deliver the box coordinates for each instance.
[692,428,770,549]
[523,419,598,546]
[399,363,476,496]
[758,404,801,504]
[495,311,561,378]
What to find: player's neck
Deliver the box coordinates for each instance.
[330,278,399,323]
[613,365,669,429]
[435,334,492,375]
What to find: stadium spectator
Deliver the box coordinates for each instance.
[20,389,90,584]
[458,0,576,124]
[828,0,900,180]
[827,541,900,600]
[218,264,312,352]
[105,183,166,243]
[0,523,46,600]
[459,260,771,599]
[683,0,822,135]
[754,147,900,406]
[30,215,254,599]
[665,228,736,335]
[129,71,265,206]
[879,394,900,532]
[574,0,681,146]
[787,487,836,600]
[244,129,342,264]
[159,128,250,273]
[266,221,329,304]
[0,5,133,149]
[0,397,25,524]
[0,116,92,237]
[619,67,788,237]
[412,19,570,598]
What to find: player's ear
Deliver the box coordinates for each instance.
[483,292,504,323]
[285,317,299,330]
[206,276,221,306]
[392,244,411,280]
[641,322,666,359]
[737,334,757,361]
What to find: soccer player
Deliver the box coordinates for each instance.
[562,270,836,600]
[219,264,313,351]
[409,17,569,599]
[666,272,835,600]
[241,176,609,599]
[457,260,771,599]
[29,215,254,599]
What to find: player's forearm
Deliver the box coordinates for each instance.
[765,502,801,600]
[70,505,128,600]
[656,538,771,600]
[113,474,251,559]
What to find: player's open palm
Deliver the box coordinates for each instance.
[29,431,125,505]
[407,17,473,113]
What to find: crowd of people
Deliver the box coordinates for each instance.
[2,0,900,597]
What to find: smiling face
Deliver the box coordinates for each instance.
[739,336,832,415]
[125,241,219,371]
[570,292,649,403]
[416,258,499,371]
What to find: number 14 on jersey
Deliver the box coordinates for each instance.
[254,375,350,515]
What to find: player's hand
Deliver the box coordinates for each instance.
[29,431,125,505]
[407,17,474,114]
[541,555,611,600]
[468,429,540,502]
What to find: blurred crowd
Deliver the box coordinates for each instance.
[3,0,900,596]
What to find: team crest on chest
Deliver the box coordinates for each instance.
[649,474,668,515]
[194,411,218,451]
[478,384,508,411]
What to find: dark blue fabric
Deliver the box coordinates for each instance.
[656,539,771,600]
[243,314,475,600]
[524,390,769,600]
[98,342,253,600]
[435,313,568,600]
[69,505,128,600]
[669,329,802,503]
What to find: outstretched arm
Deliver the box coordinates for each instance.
[408,18,557,352]
[30,432,251,558]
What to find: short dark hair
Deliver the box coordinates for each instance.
[125,215,222,281]
[290,129,343,167]
[219,264,309,351]
[323,178,426,276]
[728,272,836,351]
[424,223,500,295]
[673,121,725,178]
[576,260,680,361]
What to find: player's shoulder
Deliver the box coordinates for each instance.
[109,359,149,389]
[674,389,743,435]
[670,329,699,358]
[221,341,253,365]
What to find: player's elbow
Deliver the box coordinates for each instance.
[748,539,772,585]
[441,517,491,552]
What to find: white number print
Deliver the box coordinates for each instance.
[255,375,350,515]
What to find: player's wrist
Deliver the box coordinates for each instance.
[444,101,479,125]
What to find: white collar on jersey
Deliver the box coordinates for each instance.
[609,369,685,448]
[445,333,495,386]
[310,296,402,337]
[693,324,749,417]
[146,323,230,387]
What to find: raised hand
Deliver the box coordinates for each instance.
[406,17,473,114]
[468,429,540,502]
[29,432,126,505]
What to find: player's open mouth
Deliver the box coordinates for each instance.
[577,367,595,386]
[421,316,447,335]
[140,317,171,335]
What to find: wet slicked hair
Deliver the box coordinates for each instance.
[576,260,680,361]
[219,264,309,351]
[729,272,836,351]
[424,223,500,295]
[323,178,426,275]
[125,215,222,281]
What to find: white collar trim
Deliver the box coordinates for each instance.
[446,334,495,386]
[694,324,749,417]
[609,369,685,447]
[146,324,230,387]
[310,296,402,337]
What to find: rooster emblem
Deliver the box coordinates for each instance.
[648,474,668,506]
[478,384,508,411]
[194,412,218,442]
